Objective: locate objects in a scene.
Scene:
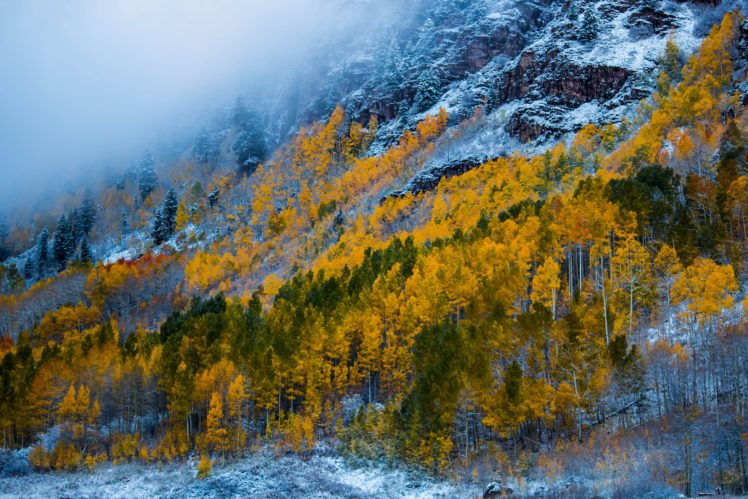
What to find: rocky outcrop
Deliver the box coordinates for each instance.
[497,54,637,141]
[261,0,711,152]
[269,1,561,132]
[628,6,678,37]
[481,0,704,142]
[384,157,488,201]
[483,481,514,498]
[362,9,547,124]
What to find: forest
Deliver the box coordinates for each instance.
[0,8,747,498]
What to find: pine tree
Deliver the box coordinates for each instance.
[231,98,267,176]
[79,237,92,263]
[661,39,681,81]
[504,360,523,403]
[414,68,441,113]
[579,9,599,43]
[413,18,436,67]
[568,3,580,21]
[69,208,82,245]
[466,0,488,23]
[334,209,345,228]
[383,38,403,90]
[23,258,34,280]
[151,209,167,245]
[718,119,745,166]
[192,127,216,164]
[162,188,179,236]
[79,192,96,236]
[208,188,220,210]
[0,219,9,262]
[53,215,74,271]
[121,210,129,236]
[232,96,250,127]
[137,153,158,202]
[151,187,179,245]
[36,228,49,275]
[398,101,410,130]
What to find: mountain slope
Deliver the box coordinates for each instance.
[0,3,747,498]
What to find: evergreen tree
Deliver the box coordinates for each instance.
[151,209,168,245]
[504,360,523,403]
[579,9,599,43]
[661,39,681,81]
[52,215,74,271]
[79,237,92,264]
[414,68,441,112]
[383,38,404,90]
[231,98,267,176]
[718,118,746,167]
[163,188,179,236]
[334,209,345,228]
[121,210,129,236]
[79,192,96,236]
[232,96,250,127]
[398,101,410,130]
[192,127,218,164]
[568,3,580,21]
[412,18,436,67]
[0,219,9,262]
[23,258,34,280]
[208,188,220,210]
[466,0,488,23]
[36,228,49,276]
[137,153,158,201]
[70,208,82,244]
[151,188,179,245]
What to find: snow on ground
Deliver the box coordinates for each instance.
[646,298,746,345]
[563,1,701,73]
[0,445,480,499]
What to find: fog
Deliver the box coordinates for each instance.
[0,0,381,212]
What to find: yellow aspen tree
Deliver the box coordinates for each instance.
[205,392,228,456]
[197,454,212,479]
[530,255,562,381]
[437,107,448,131]
[344,121,363,164]
[531,256,561,320]
[672,258,738,331]
[176,202,189,231]
[58,385,77,439]
[611,237,652,337]
[358,313,382,403]
[226,374,246,454]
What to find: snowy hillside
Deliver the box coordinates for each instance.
[1,2,748,498]
[0,447,479,499]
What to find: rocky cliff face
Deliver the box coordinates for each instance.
[257,0,742,195]
[485,0,700,143]
[269,0,709,145]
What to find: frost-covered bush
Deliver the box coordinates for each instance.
[0,448,31,477]
[340,394,364,426]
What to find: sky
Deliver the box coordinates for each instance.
[0,0,372,212]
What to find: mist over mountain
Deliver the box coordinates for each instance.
[0,0,395,211]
